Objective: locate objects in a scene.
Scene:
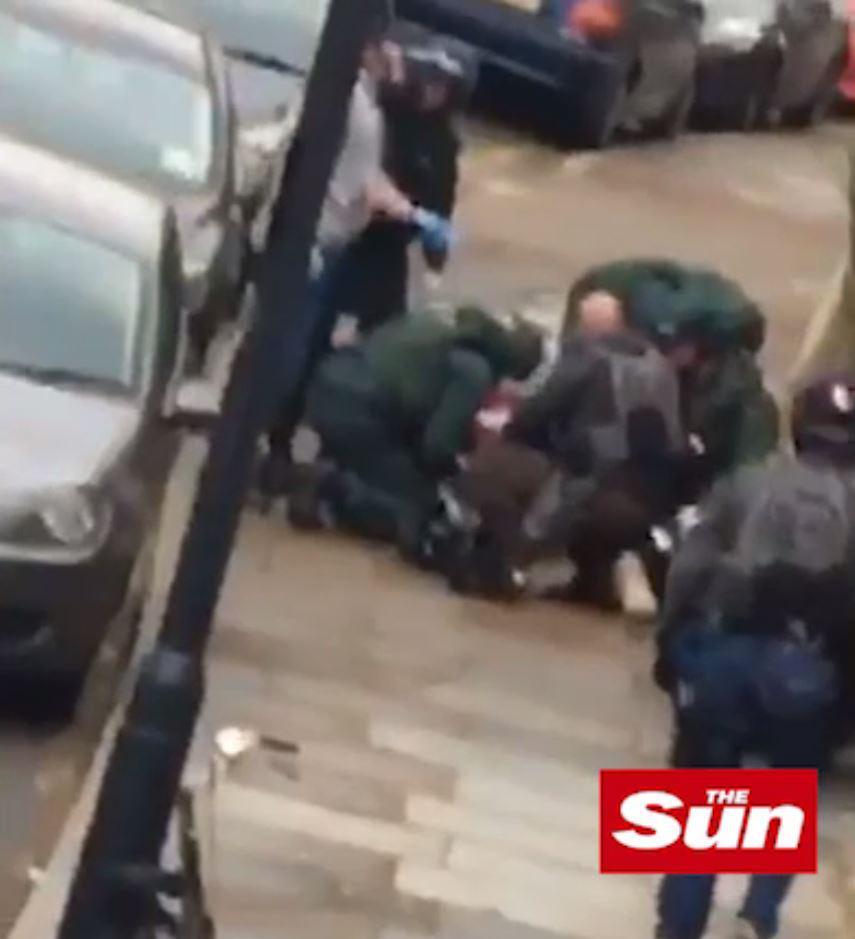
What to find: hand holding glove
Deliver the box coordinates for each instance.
[412,207,455,257]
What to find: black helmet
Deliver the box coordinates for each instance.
[403,39,477,111]
[792,374,855,466]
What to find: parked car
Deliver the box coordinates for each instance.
[0,0,245,362]
[396,0,702,147]
[0,134,205,699]
[695,0,848,128]
[837,0,855,100]
[135,0,330,234]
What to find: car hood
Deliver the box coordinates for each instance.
[228,57,303,127]
[0,374,139,495]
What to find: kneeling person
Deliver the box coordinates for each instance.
[447,324,687,607]
[291,307,542,552]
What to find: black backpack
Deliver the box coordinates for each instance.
[587,340,684,470]
[731,458,851,582]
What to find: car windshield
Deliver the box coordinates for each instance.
[0,14,214,192]
[176,0,330,72]
[0,216,145,393]
[702,0,775,18]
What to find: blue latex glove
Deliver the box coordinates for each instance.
[412,207,455,257]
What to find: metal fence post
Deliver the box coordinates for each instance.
[56,1,381,935]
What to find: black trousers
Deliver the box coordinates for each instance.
[306,355,436,542]
[330,220,413,333]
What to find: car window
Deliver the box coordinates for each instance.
[172,0,331,71]
[701,0,776,16]
[0,216,146,392]
[0,14,214,193]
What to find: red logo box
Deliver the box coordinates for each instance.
[600,769,817,875]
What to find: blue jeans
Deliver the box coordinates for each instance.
[658,873,794,939]
[657,628,831,939]
[268,244,346,456]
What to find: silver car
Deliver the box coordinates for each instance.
[0,0,245,362]
[0,135,198,701]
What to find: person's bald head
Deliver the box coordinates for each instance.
[578,290,625,337]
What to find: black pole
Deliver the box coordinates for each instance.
[56,1,381,934]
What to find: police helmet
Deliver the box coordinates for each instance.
[791,374,855,466]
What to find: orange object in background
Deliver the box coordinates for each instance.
[840,0,855,102]
[569,0,624,40]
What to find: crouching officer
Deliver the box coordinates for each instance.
[288,307,542,553]
[563,258,766,356]
[441,313,687,607]
[332,32,475,332]
[652,375,855,939]
[563,259,778,503]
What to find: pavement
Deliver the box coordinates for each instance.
[181,123,855,939]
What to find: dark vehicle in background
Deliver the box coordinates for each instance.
[396,0,702,147]
[0,135,199,697]
[0,0,245,362]
[695,0,848,128]
[134,0,331,242]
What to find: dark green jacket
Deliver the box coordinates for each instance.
[563,258,766,355]
[685,350,780,495]
[329,309,540,472]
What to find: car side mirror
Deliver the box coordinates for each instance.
[164,377,222,433]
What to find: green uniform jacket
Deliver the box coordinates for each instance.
[324,309,540,473]
[563,258,766,354]
[686,350,780,493]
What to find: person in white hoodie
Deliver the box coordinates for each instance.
[260,19,454,496]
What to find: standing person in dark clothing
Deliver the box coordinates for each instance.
[652,375,855,939]
[258,23,457,500]
[562,260,778,505]
[332,36,475,332]
[655,623,841,939]
[657,374,855,679]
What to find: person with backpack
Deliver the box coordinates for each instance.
[652,375,855,939]
[286,306,543,555]
[563,258,767,356]
[437,319,688,607]
[658,374,855,683]
[655,620,842,939]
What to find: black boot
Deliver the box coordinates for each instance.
[286,462,338,531]
[564,561,622,612]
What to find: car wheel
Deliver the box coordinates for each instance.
[788,57,845,127]
[661,79,695,140]
[572,66,632,149]
[734,92,761,132]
